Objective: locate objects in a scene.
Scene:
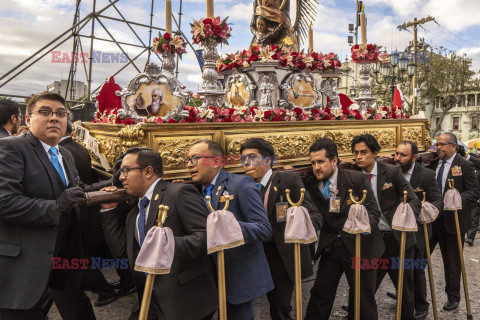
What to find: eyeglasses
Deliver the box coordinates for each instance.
[30,110,69,118]
[241,154,263,164]
[116,166,146,177]
[183,155,215,166]
[435,142,453,147]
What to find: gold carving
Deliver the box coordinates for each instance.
[117,124,146,151]
[402,127,423,147]
[154,137,207,168]
[97,136,121,166]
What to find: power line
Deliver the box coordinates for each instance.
[434,21,479,48]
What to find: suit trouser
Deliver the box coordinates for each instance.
[264,240,294,320]
[375,232,415,320]
[430,219,465,302]
[467,203,480,240]
[227,301,254,320]
[305,239,378,320]
[413,243,429,313]
[0,287,95,320]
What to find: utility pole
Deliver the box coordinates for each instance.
[397,16,435,115]
[353,0,360,95]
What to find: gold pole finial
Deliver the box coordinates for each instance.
[422,192,426,203]
[205,195,231,213]
[285,188,305,207]
[403,191,408,204]
[349,189,367,205]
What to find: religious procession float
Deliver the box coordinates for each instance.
[77,0,431,179]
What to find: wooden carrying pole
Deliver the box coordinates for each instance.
[205,195,231,320]
[348,189,367,320]
[395,191,408,320]
[285,188,306,320]
[421,192,439,320]
[448,179,473,320]
[138,205,169,320]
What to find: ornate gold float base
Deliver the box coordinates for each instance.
[82,119,431,180]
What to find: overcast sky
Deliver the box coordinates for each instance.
[1,0,479,98]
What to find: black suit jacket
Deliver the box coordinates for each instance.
[0,132,84,309]
[376,162,422,249]
[264,171,323,281]
[408,164,443,252]
[305,168,385,260]
[428,154,480,234]
[0,126,10,139]
[101,180,218,320]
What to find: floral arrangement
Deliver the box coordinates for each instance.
[94,104,408,125]
[216,45,342,73]
[351,43,380,63]
[191,17,231,46]
[152,32,186,56]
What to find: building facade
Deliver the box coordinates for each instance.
[46,80,87,100]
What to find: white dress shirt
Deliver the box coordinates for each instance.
[259,169,273,187]
[435,154,455,194]
[40,140,69,185]
[318,167,338,197]
[135,177,161,244]
[363,161,391,231]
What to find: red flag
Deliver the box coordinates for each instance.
[392,84,403,109]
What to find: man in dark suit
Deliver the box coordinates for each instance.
[304,137,384,320]
[427,132,479,311]
[352,134,421,320]
[239,138,323,320]
[0,98,22,138]
[391,141,443,319]
[186,140,274,320]
[0,92,94,319]
[100,147,218,320]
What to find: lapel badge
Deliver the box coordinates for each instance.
[452,166,462,176]
[216,186,222,196]
[273,186,278,192]
[154,194,159,201]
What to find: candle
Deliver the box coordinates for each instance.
[308,25,313,52]
[165,0,172,33]
[360,12,367,45]
[207,0,214,19]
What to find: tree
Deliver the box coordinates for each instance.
[417,50,480,136]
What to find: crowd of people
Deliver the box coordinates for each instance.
[0,92,479,320]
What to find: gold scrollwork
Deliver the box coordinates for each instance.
[402,127,423,146]
[117,124,146,151]
[154,137,204,168]
[97,137,120,166]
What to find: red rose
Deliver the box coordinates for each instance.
[404,114,410,119]
[228,108,235,115]
[248,54,259,62]
[293,107,303,115]
[163,32,171,41]
[354,112,362,120]
[264,110,272,118]
[221,117,232,122]
[114,117,121,124]
[366,44,373,50]
[185,116,196,123]
[323,114,332,120]
[121,118,133,125]
[249,106,258,114]
[167,119,177,123]
[213,25,222,35]
[203,18,212,25]
[311,108,320,114]
[272,115,283,121]
[324,107,331,113]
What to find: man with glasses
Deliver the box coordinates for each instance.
[100,147,218,320]
[0,92,95,319]
[239,138,323,320]
[0,98,22,138]
[427,132,479,311]
[186,140,273,320]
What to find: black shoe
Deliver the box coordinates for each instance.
[443,300,459,311]
[466,237,474,246]
[109,281,121,289]
[117,285,137,297]
[94,293,118,307]
[414,309,428,319]
[387,291,397,300]
[341,305,348,312]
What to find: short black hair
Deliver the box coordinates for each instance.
[399,140,418,155]
[457,144,467,157]
[240,138,276,167]
[309,137,338,160]
[351,134,381,153]
[122,147,163,176]
[26,91,65,115]
[193,139,224,157]
[66,121,73,135]
[0,99,21,126]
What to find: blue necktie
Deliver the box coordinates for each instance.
[48,147,67,186]
[203,184,214,207]
[137,196,150,247]
[323,180,331,199]
[436,160,446,194]
[256,183,263,190]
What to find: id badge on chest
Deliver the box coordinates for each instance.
[275,201,288,222]
[329,191,340,213]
